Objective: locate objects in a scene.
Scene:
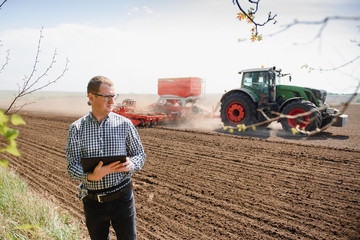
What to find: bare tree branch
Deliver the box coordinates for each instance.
[302,55,360,72]
[233,0,277,27]
[4,28,69,114]
[0,48,10,73]
[7,101,36,114]
[268,16,360,44]
[233,0,277,41]
[0,0,8,9]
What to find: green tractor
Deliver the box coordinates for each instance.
[220,67,348,132]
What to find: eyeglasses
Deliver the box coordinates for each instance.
[91,93,119,102]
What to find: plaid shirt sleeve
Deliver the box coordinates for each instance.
[126,122,146,172]
[66,117,90,184]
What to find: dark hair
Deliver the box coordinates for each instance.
[87,76,113,94]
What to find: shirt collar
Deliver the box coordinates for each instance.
[88,111,111,124]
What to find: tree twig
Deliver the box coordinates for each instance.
[233,0,277,40]
[0,0,8,9]
[0,49,10,73]
[270,16,360,44]
[4,28,69,114]
[302,55,360,72]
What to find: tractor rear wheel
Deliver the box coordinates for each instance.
[280,100,322,132]
[220,92,257,127]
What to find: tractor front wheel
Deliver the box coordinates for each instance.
[280,100,322,133]
[220,92,257,127]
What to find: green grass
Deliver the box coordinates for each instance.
[0,167,83,240]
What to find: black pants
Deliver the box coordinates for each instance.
[83,190,136,240]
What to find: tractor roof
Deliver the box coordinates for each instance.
[239,67,277,74]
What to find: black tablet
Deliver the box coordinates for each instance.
[80,155,127,172]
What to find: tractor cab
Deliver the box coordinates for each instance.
[241,67,280,104]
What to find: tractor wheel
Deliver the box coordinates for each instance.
[280,100,322,132]
[220,92,257,127]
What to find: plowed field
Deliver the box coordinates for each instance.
[3,104,360,240]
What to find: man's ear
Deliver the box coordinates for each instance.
[88,93,93,106]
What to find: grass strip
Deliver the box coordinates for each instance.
[0,167,82,240]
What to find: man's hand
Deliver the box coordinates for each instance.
[87,158,132,181]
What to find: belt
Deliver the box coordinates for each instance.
[86,183,132,203]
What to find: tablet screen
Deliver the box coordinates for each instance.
[80,155,126,172]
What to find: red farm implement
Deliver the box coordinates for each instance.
[112,77,218,127]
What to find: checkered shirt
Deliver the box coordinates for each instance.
[66,112,146,195]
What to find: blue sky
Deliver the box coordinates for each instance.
[0,0,359,94]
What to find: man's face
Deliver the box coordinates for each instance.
[89,83,116,115]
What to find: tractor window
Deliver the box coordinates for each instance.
[243,72,268,87]
[257,72,268,85]
[243,73,253,86]
[242,71,270,99]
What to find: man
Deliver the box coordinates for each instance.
[66,76,146,240]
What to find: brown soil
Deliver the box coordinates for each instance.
[3,104,360,240]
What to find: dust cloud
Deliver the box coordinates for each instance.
[0,93,223,131]
[165,118,223,131]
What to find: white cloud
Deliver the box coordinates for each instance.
[127,7,139,16]
[143,6,153,14]
[127,6,153,16]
